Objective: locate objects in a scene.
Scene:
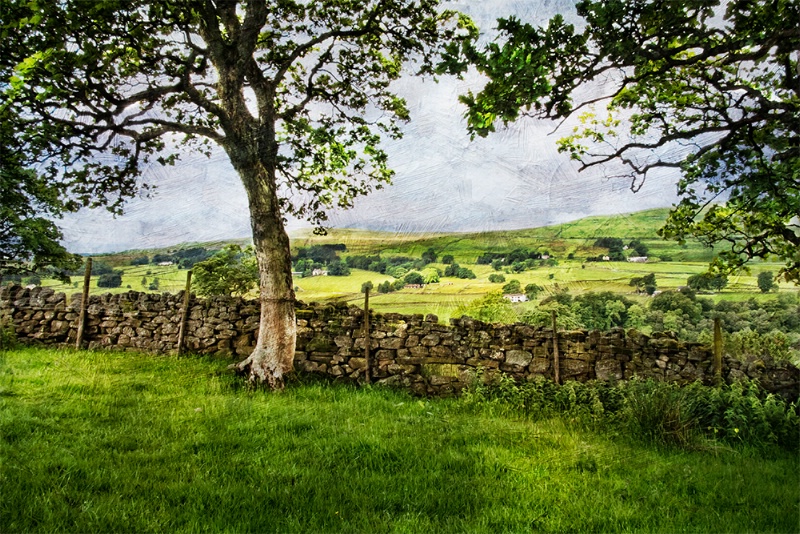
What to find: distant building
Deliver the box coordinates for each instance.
[157,261,173,266]
[627,256,648,263]
[311,269,328,276]
[291,271,304,278]
[503,293,528,303]
[602,255,611,261]
[541,254,550,260]
[404,284,425,289]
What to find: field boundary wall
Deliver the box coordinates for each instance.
[2,285,797,399]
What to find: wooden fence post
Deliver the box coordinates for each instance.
[551,309,560,385]
[363,287,371,384]
[713,317,723,385]
[75,258,92,350]
[177,270,193,355]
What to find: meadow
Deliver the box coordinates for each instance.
[1,347,798,533]
[34,208,798,323]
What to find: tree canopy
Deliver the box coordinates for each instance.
[0,108,81,280]
[192,244,259,297]
[443,0,799,283]
[2,0,475,387]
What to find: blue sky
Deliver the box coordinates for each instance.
[59,0,681,253]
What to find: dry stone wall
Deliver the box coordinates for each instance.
[2,284,797,399]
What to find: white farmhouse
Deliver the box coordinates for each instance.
[503,293,528,303]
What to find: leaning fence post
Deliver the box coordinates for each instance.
[363,287,371,384]
[713,317,723,385]
[177,270,193,355]
[551,309,560,385]
[75,258,92,350]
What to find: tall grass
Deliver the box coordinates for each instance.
[2,347,798,532]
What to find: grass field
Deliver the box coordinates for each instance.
[29,207,798,323]
[1,347,798,533]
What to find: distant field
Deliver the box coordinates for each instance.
[32,207,797,322]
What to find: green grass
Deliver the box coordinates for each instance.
[1,347,798,533]
[26,208,798,322]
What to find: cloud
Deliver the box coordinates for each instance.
[59,0,680,253]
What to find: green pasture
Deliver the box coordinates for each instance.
[23,207,797,321]
[1,347,797,533]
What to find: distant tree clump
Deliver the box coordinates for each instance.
[421,248,437,265]
[628,239,649,257]
[687,273,729,293]
[404,272,425,286]
[97,271,123,289]
[502,279,522,294]
[630,273,657,295]
[454,291,518,324]
[524,284,544,300]
[488,273,506,283]
[757,272,778,293]
[441,255,455,265]
[326,261,350,277]
[294,244,347,266]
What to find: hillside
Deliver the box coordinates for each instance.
[290,208,716,263]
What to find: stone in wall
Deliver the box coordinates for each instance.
[2,284,797,400]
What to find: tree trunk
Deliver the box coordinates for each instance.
[227,138,296,390]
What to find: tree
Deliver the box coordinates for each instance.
[4,1,474,388]
[630,273,657,295]
[441,254,455,265]
[360,281,373,294]
[455,267,476,279]
[628,239,649,257]
[326,260,350,276]
[488,273,505,283]
[446,0,799,283]
[757,271,778,293]
[192,245,259,297]
[421,267,440,284]
[0,109,81,281]
[453,291,518,324]
[687,272,728,293]
[502,279,522,294]
[97,271,123,288]
[524,283,544,300]
[404,272,424,286]
[421,248,437,265]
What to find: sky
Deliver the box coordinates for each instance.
[59,0,682,254]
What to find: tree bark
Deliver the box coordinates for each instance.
[226,133,296,390]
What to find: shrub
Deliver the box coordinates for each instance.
[460,376,799,452]
[0,319,17,350]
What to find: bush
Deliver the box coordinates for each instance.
[618,379,698,447]
[0,319,17,350]
[459,376,799,452]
